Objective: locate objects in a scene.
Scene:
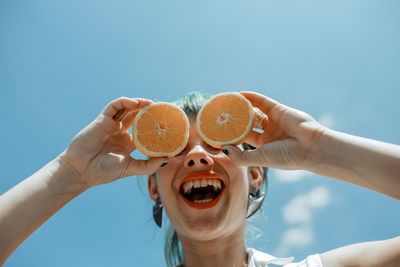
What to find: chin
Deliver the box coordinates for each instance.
[183,223,224,241]
[177,212,241,241]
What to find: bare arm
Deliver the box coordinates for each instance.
[225,91,400,266]
[308,128,400,200]
[227,91,400,200]
[0,156,86,264]
[320,236,400,267]
[0,97,168,265]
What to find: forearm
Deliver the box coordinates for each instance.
[308,128,400,200]
[321,236,400,267]
[0,156,87,264]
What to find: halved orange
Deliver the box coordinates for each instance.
[132,102,190,157]
[196,92,256,148]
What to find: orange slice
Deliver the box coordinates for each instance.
[196,92,255,148]
[132,102,190,157]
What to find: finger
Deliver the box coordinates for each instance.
[121,110,140,132]
[244,118,269,147]
[124,157,169,177]
[125,134,136,153]
[223,145,269,167]
[243,91,304,138]
[244,132,262,148]
[240,91,280,115]
[101,97,152,121]
[245,112,276,145]
[224,138,298,168]
[243,131,260,148]
[252,107,268,130]
[112,108,126,121]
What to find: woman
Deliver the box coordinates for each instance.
[0,91,399,266]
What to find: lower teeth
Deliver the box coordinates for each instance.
[193,199,213,204]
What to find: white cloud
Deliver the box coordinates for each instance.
[272,169,309,183]
[283,186,330,224]
[275,186,331,256]
[307,187,330,208]
[318,113,334,128]
[276,227,313,256]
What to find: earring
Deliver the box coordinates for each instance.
[153,198,163,228]
[246,188,265,219]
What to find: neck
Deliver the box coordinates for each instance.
[178,226,248,267]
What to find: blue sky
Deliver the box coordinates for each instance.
[1,0,399,266]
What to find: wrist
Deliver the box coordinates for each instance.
[304,125,352,179]
[45,153,90,196]
[302,123,335,173]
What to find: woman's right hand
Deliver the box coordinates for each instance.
[58,97,169,190]
[225,91,328,171]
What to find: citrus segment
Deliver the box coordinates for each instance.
[132,102,189,157]
[196,92,255,148]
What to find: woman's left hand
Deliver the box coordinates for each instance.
[224,91,327,171]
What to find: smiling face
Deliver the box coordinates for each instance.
[148,116,264,241]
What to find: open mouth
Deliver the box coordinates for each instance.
[179,178,225,209]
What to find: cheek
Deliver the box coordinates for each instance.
[229,165,249,188]
[154,155,185,197]
[154,164,182,213]
[155,170,175,200]
[228,168,249,210]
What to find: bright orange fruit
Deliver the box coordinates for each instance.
[196,92,255,148]
[132,102,190,157]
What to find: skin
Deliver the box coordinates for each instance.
[0,91,399,266]
[0,97,168,263]
[227,91,400,200]
[148,117,263,267]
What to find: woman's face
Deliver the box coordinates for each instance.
[148,116,262,241]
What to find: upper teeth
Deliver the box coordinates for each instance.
[182,179,222,194]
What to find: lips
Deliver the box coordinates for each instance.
[179,172,225,210]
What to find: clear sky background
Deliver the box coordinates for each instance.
[1,0,399,266]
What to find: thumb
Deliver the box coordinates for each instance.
[223,145,270,167]
[224,138,300,168]
[124,157,169,177]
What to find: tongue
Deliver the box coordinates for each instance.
[191,192,216,201]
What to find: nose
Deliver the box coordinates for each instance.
[184,145,214,168]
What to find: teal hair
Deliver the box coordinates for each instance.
[172,91,212,116]
[164,91,269,267]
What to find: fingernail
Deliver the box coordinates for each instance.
[160,162,168,167]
